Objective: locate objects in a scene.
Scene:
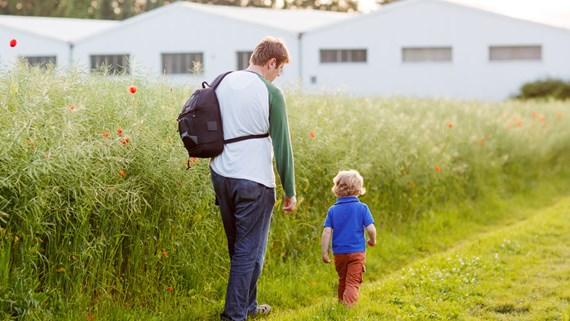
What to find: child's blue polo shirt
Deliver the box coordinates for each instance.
[323,196,374,254]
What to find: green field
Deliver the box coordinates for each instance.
[1,64,569,320]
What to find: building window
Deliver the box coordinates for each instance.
[402,47,452,62]
[90,54,130,74]
[320,49,367,63]
[236,51,252,70]
[22,56,57,68]
[162,53,204,74]
[489,45,542,61]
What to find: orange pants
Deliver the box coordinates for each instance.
[333,252,366,306]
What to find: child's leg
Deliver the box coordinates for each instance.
[333,254,349,302]
[342,252,366,306]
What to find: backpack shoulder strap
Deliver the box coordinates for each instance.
[205,71,233,89]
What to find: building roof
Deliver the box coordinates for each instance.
[447,0,570,30]
[175,2,353,33]
[317,0,570,36]
[0,15,119,42]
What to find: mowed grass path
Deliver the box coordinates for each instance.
[268,196,570,320]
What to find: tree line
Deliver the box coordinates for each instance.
[0,0,400,19]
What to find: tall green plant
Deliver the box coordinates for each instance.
[1,64,569,319]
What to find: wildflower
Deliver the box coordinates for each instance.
[176,182,181,187]
[531,111,538,118]
[539,117,544,122]
[120,136,130,145]
[309,131,315,138]
[117,129,123,136]
[87,313,96,321]
[68,104,76,111]
[26,139,35,150]
[448,123,453,128]
[120,170,125,177]
[9,39,17,47]
[167,287,173,291]
[129,86,137,94]
[162,251,167,257]
[516,120,523,127]
[185,157,199,169]
[435,166,441,173]
[102,131,110,138]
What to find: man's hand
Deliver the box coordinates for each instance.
[367,239,376,247]
[283,195,297,213]
[322,255,332,264]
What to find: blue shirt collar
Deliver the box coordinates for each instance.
[335,196,359,204]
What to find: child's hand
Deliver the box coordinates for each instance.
[322,255,332,264]
[367,239,376,247]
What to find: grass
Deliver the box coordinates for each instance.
[0,63,569,320]
[267,191,570,320]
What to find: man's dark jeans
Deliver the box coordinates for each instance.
[210,169,276,321]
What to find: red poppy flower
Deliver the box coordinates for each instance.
[167,287,173,291]
[309,131,315,138]
[539,117,544,122]
[531,111,538,118]
[120,170,125,177]
[448,123,453,128]
[162,251,167,257]
[68,104,76,111]
[117,129,123,136]
[9,39,17,47]
[435,166,441,173]
[176,182,181,187]
[120,136,130,145]
[102,131,110,138]
[129,86,137,94]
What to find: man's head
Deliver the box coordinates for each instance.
[249,36,291,82]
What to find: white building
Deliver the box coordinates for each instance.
[1,0,570,100]
[0,15,118,68]
[73,2,350,86]
[302,0,570,100]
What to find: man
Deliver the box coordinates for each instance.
[210,36,297,321]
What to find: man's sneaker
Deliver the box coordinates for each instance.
[248,304,272,317]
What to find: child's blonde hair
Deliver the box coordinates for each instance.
[332,170,366,197]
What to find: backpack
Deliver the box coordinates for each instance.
[177,71,269,159]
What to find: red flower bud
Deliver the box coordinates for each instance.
[129,86,137,94]
[9,39,17,47]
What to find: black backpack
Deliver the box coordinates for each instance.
[177,71,269,159]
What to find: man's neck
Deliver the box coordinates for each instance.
[246,64,267,80]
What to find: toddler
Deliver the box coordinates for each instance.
[321,169,376,306]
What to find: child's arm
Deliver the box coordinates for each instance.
[321,227,332,263]
[366,224,377,246]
